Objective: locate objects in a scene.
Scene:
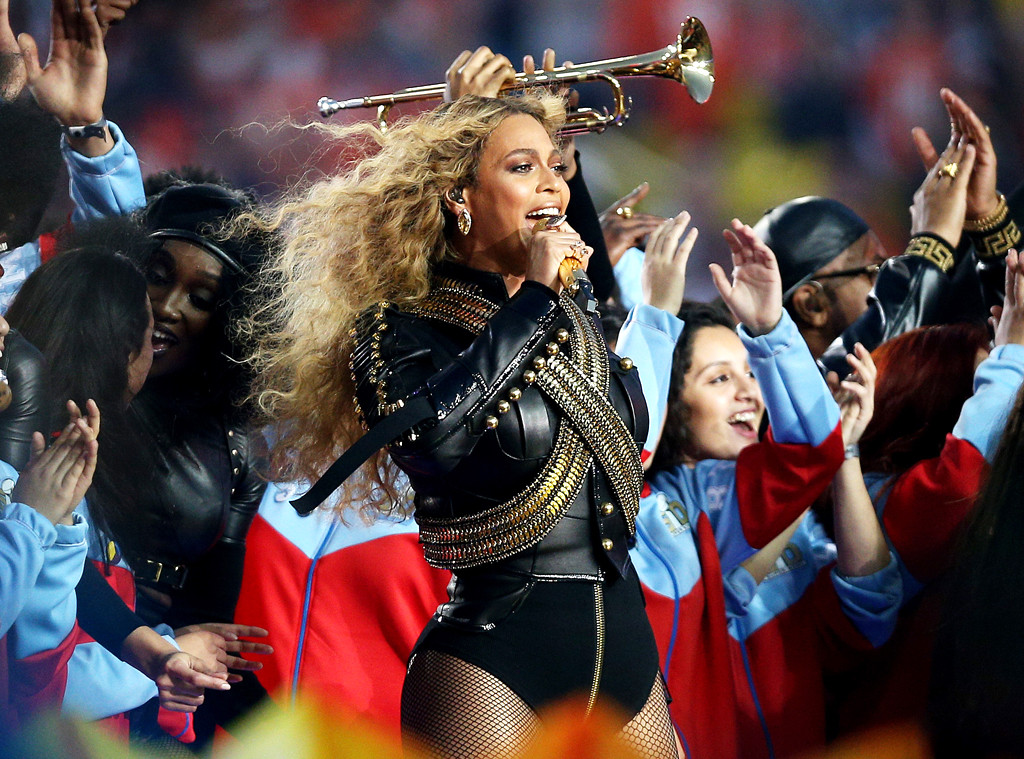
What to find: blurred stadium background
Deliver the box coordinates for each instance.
[13,0,1024,300]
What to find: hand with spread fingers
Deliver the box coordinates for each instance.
[600,182,668,267]
[711,219,783,336]
[174,622,273,681]
[913,88,999,223]
[641,210,698,313]
[19,0,108,134]
[992,249,1024,347]
[909,136,976,248]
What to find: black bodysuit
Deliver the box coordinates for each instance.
[352,263,663,723]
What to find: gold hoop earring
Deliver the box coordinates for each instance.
[457,208,472,236]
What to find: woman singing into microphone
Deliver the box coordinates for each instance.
[241,91,756,757]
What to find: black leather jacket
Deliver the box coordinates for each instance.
[353,263,648,602]
[129,389,267,628]
[0,330,49,471]
[819,254,951,376]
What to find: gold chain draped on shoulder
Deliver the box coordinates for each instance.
[409,277,643,570]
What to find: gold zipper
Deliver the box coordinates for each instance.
[585,582,606,717]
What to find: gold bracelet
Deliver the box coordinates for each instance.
[905,234,955,272]
[974,219,1022,260]
[964,193,1008,233]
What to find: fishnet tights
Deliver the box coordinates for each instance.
[402,650,681,759]
[615,676,681,758]
[402,649,541,759]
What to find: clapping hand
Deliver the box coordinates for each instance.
[711,219,783,336]
[913,88,999,223]
[12,400,99,525]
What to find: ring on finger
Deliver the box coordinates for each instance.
[938,162,959,180]
[616,206,634,219]
[569,239,586,256]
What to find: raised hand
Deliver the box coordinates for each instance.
[910,136,976,248]
[641,211,698,313]
[833,343,876,447]
[912,88,999,222]
[444,46,515,101]
[18,0,107,128]
[711,219,783,336]
[992,248,1024,347]
[600,183,669,267]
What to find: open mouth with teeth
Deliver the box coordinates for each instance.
[526,207,564,224]
[151,326,179,357]
[727,410,759,438]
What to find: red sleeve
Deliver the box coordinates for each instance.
[735,424,845,549]
[38,231,61,264]
[8,622,77,719]
[881,435,988,583]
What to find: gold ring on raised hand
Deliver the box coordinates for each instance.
[616,206,634,219]
[938,162,959,180]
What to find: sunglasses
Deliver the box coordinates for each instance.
[783,263,881,302]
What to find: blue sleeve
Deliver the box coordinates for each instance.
[62,121,146,225]
[612,246,645,311]
[0,240,42,314]
[615,304,684,457]
[62,639,159,719]
[738,310,840,446]
[0,500,56,637]
[830,553,903,648]
[952,343,1024,461]
[7,512,88,659]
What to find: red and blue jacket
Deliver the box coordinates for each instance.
[234,480,451,736]
[1,461,86,733]
[836,343,1024,735]
[629,311,845,759]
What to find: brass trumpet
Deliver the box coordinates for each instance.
[316,17,714,135]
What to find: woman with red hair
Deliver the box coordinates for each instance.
[833,252,1024,738]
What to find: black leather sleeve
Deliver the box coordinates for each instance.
[0,331,50,471]
[75,561,146,657]
[222,425,267,545]
[819,254,951,376]
[565,153,615,302]
[353,282,565,484]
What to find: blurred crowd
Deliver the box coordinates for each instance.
[12,0,1024,301]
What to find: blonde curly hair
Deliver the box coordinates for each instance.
[239,92,567,518]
